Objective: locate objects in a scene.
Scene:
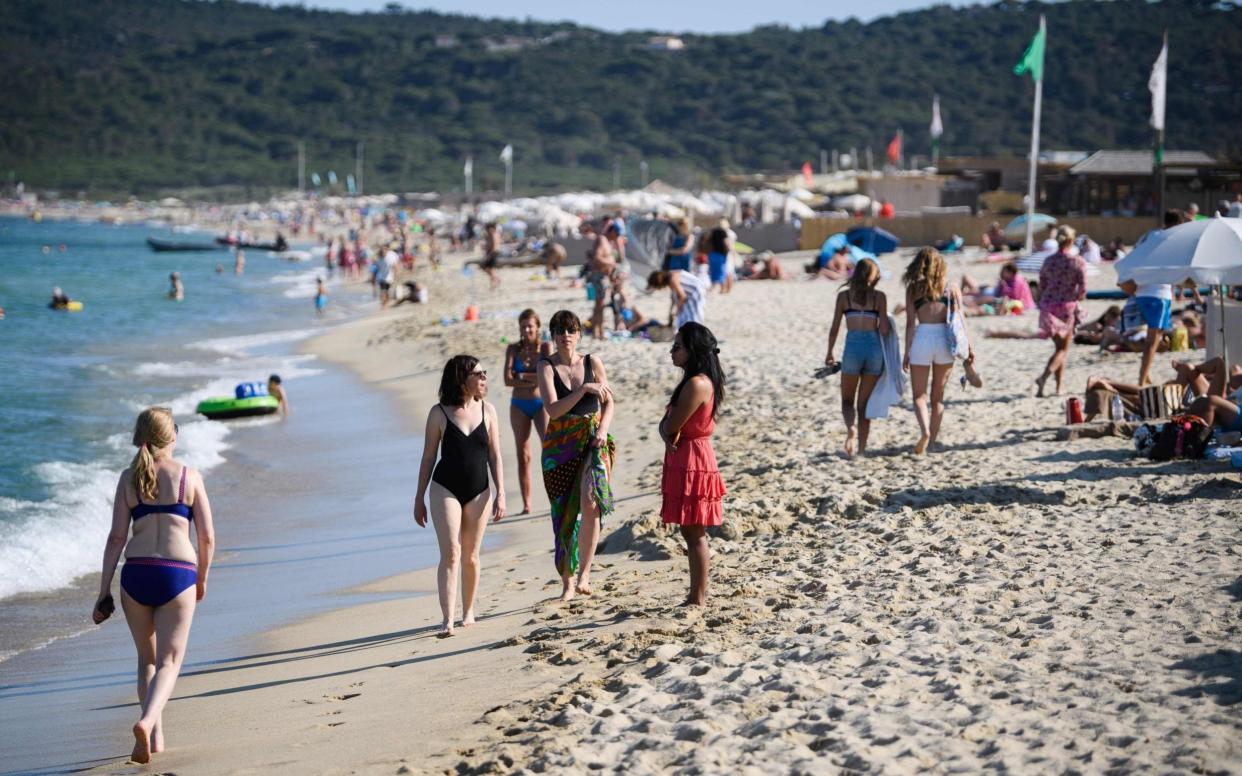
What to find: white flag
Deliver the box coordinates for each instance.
[463,155,473,177]
[499,144,513,163]
[930,94,943,139]
[1149,35,1167,131]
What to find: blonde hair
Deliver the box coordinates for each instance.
[844,258,880,306]
[131,407,175,502]
[674,217,690,235]
[903,247,947,301]
[1055,225,1076,247]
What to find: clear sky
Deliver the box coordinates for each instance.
[258,0,968,33]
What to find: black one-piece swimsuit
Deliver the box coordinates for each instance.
[431,405,489,504]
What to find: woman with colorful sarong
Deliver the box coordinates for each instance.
[659,323,726,606]
[1035,226,1088,397]
[537,310,615,601]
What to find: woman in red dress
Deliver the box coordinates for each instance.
[658,322,726,606]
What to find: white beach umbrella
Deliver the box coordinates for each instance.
[1115,218,1242,286]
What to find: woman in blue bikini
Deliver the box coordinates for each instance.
[505,309,552,514]
[92,407,215,765]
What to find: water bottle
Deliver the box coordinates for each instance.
[1110,395,1124,421]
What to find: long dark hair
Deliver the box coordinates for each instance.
[438,354,479,406]
[671,322,725,419]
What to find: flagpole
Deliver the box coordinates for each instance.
[1154,30,1168,226]
[464,155,473,196]
[504,158,512,197]
[1024,15,1045,255]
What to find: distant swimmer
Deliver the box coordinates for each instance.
[267,374,289,417]
[314,277,326,317]
[0,306,6,319]
[234,249,245,276]
[49,287,71,309]
[168,272,184,301]
[59,243,67,252]
[215,264,224,274]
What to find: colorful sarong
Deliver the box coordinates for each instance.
[542,412,615,576]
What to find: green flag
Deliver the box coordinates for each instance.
[1013,22,1046,82]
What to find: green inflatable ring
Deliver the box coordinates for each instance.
[196,395,280,420]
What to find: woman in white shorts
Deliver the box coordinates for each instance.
[903,248,960,454]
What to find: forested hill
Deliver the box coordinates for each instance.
[1,0,1239,196]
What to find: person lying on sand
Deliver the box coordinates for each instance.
[1073,306,1122,346]
[1081,356,1241,421]
[808,246,851,281]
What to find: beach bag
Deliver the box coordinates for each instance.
[1148,414,1212,461]
[1138,384,1184,420]
[945,293,970,360]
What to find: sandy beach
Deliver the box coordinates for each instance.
[70,248,1240,775]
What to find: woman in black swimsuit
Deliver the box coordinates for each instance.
[414,355,506,636]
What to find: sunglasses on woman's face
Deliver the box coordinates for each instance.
[472,370,487,379]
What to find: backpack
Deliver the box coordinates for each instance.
[1148,414,1212,461]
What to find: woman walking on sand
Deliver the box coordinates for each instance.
[537,310,615,601]
[92,407,215,764]
[414,356,506,636]
[505,309,553,514]
[903,248,961,454]
[825,258,889,457]
[659,322,726,606]
[1034,225,1088,397]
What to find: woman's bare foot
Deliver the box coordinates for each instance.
[461,610,476,627]
[131,721,152,764]
[151,720,164,754]
[519,506,532,515]
[558,580,575,602]
[1034,373,1049,398]
[914,435,930,455]
[437,622,454,638]
[844,428,856,458]
[680,596,705,607]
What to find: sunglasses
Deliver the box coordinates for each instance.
[550,328,579,336]
[471,370,488,379]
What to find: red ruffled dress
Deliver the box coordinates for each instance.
[661,399,726,526]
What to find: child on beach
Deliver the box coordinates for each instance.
[314,277,326,317]
[413,355,506,636]
[168,272,183,301]
[505,310,553,514]
[92,407,216,765]
[267,374,289,417]
[903,248,971,454]
[659,322,726,606]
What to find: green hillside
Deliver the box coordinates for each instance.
[1,0,1238,196]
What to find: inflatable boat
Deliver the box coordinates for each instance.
[195,395,280,420]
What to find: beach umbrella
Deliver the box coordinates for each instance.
[819,233,876,264]
[1003,213,1056,239]
[1117,217,1242,363]
[1116,218,1242,286]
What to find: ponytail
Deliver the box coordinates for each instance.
[130,407,175,501]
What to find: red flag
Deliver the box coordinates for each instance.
[801,161,814,186]
[886,132,902,165]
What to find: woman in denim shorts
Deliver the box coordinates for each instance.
[824,258,889,458]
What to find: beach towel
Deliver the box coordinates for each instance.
[542,412,615,576]
[866,315,906,420]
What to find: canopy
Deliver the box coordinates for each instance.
[1115,218,1242,286]
[846,226,900,255]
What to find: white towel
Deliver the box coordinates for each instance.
[867,315,907,420]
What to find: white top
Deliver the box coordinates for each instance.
[1136,283,1173,300]
[675,270,706,328]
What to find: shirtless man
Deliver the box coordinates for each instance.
[587,220,617,339]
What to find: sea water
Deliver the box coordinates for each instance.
[0,216,359,655]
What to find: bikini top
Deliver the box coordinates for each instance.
[914,293,949,310]
[512,345,539,374]
[844,290,881,319]
[130,466,192,521]
[543,354,601,416]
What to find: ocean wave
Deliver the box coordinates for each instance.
[191,328,318,355]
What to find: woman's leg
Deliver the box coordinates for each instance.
[1037,334,1070,396]
[1053,335,1072,393]
[855,374,882,455]
[839,373,860,457]
[910,364,931,454]
[680,525,710,606]
[130,587,196,764]
[575,467,602,595]
[428,482,463,635]
[457,489,493,627]
[120,592,158,759]
[928,363,955,450]
[509,404,534,514]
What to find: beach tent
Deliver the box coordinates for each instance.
[1116,218,1242,362]
[626,218,675,272]
[846,226,900,255]
[819,233,877,264]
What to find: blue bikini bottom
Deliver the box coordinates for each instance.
[511,396,543,420]
[121,557,197,607]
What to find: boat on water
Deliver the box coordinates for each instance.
[146,236,222,252]
[215,236,288,252]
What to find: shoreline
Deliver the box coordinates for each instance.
[11,243,1239,774]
